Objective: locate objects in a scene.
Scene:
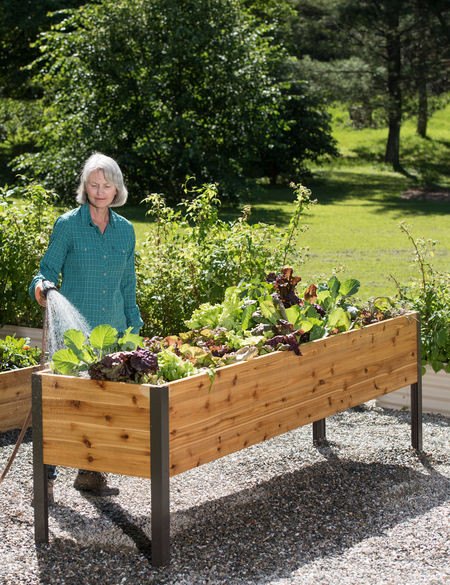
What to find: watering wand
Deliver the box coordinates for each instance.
[39,281,57,368]
[0,280,58,485]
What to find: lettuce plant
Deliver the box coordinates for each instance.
[51,325,143,376]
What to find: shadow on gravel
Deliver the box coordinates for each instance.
[0,427,32,448]
[35,454,449,585]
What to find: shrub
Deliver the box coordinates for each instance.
[0,335,42,372]
[0,179,59,327]
[137,180,316,336]
[391,222,450,374]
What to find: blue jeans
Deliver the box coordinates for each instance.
[47,465,57,480]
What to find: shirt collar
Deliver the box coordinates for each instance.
[81,202,116,229]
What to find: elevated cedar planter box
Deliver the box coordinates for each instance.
[32,313,422,566]
[0,365,39,433]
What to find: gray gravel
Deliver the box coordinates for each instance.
[1,401,449,585]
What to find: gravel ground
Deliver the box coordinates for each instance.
[1,401,449,585]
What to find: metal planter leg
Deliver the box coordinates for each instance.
[32,373,49,543]
[150,386,170,566]
[411,316,423,451]
[313,418,326,444]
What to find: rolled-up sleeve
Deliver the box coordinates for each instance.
[29,216,70,300]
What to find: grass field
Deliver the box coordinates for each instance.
[121,103,450,301]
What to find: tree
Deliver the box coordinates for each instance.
[238,1,337,183]
[0,0,86,99]
[14,0,283,199]
[291,0,449,170]
[407,0,450,137]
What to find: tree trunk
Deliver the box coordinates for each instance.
[417,77,428,137]
[416,0,429,138]
[385,120,401,170]
[384,10,402,171]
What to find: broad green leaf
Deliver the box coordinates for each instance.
[118,327,143,350]
[340,278,360,297]
[259,299,280,325]
[89,324,118,350]
[309,324,326,341]
[285,305,313,332]
[297,320,313,332]
[51,349,80,375]
[431,359,444,373]
[285,305,303,326]
[436,328,448,346]
[327,276,340,298]
[63,329,86,352]
[241,302,256,331]
[317,290,333,312]
[327,307,351,330]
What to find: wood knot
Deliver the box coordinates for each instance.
[105,414,112,422]
[132,395,137,404]
[83,437,92,448]
[120,433,129,440]
[71,400,81,409]
[232,375,238,386]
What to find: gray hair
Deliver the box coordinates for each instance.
[76,152,128,207]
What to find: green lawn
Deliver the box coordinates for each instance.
[121,103,449,301]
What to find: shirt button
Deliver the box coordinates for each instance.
[103,272,107,277]
[102,290,106,294]
[84,248,87,252]
[104,255,107,259]
[102,307,105,311]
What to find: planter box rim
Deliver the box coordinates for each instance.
[36,311,419,389]
[1,364,41,375]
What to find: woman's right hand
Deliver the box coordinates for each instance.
[35,281,47,307]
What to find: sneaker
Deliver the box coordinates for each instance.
[73,471,118,496]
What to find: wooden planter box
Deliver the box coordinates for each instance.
[0,325,43,349]
[0,365,39,432]
[32,313,422,565]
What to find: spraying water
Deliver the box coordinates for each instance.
[45,288,91,359]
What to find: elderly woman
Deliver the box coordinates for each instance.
[30,152,143,335]
[29,152,143,497]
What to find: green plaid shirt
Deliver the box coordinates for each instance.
[29,203,143,334]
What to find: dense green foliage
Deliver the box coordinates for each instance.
[136,181,315,337]
[51,267,404,385]
[0,335,42,371]
[0,0,86,99]
[391,222,450,374]
[0,180,59,327]
[9,0,332,199]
